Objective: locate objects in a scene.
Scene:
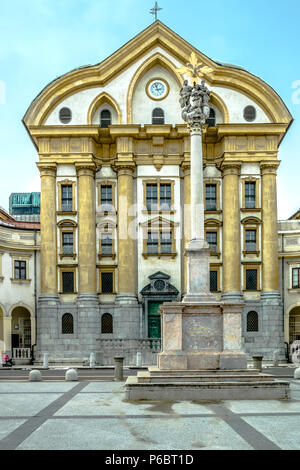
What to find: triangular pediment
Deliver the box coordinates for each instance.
[149,271,170,280]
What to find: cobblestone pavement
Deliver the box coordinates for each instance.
[0,379,299,450]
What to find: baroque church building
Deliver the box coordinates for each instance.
[20,21,292,362]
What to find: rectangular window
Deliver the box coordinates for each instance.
[61,185,73,212]
[205,184,217,211]
[101,185,113,212]
[292,268,300,288]
[245,230,257,252]
[62,232,73,254]
[160,184,171,210]
[147,232,159,254]
[210,271,218,292]
[101,272,113,293]
[161,232,172,254]
[101,233,113,255]
[245,182,256,209]
[246,269,257,291]
[146,184,158,211]
[206,232,217,253]
[14,261,26,280]
[62,271,74,293]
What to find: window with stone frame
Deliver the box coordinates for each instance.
[62,271,74,293]
[205,184,217,211]
[206,231,218,254]
[100,185,113,212]
[245,182,256,209]
[100,109,111,128]
[246,269,257,291]
[101,232,113,255]
[145,182,172,211]
[14,260,26,280]
[245,229,257,252]
[292,268,300,289]
[61,185,73,212]
[62,232,74,255]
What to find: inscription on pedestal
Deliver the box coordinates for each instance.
[182,315,222,351]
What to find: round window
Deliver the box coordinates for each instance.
[154,280,165,291]
[243,105,256,122]
[59,107,72,124]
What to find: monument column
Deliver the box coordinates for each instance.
[115,164,137,303]
[182,163,190,294]
[261,162,280,297]
[76,163,97,298]
[37,163,58,298]
[222,162,242,301]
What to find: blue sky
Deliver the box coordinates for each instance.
[0,0,299,218]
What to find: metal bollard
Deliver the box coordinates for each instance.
[90,353,96,367]
[43,352,49,369]
[114,356,124,381]
[136,352,142,367]
[252,355,263,372]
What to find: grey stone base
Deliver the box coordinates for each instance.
[125,369,290,401]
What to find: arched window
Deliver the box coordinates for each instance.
[152,108,165,125]
[62,313,74,334]
[101,313,113,334]
[247,311,259,332]
[100,109,111,128]
[206,108,216,127]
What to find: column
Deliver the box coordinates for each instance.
[76,164,97,297]
[190,124,205,241]
[3,316,11,354]
[116,164,137,302]
[37,163,58,297]
[261,163,280,296]
[182,164,190,294]
[222,163,242,300]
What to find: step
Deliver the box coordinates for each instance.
[136,372,274,383]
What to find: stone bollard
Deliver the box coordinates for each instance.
[294,368,300,380]
[136,352,142,367]
[43,352,49,369]
[273,350,279,367]
[65,368,78,381]
[89,353,96,367]
[114,356,124,381]
[252,355,264,372]
[29,370,42,382]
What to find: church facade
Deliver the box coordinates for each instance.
[22,21,292,362]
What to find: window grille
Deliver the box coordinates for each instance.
[247,311,259,332]
[62,272,74,293]
[152,108,165,125]
[244,105,256,122]
[205,184,217,210]
[62,313,74,334]
[59,107,72,124]
[14,260,26,280]
[101,272,113,293]
[210,271,218,292]
[246,269,257,291]
[101,313,113,333]
[100,109,111,128]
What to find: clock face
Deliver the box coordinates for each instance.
[147,79,169,100]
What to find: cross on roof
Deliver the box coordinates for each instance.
[150,1,162,21]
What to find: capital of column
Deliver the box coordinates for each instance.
[188,121,205,134]
[221,162,241,177]
[260,162,280,176]
[36,162,57,177]
[75,163,96,177]
[114,162,135,177]
[181,161,190,176]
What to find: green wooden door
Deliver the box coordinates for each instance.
[148,302,162,339]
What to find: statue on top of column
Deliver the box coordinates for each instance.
[179,79,211,126]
